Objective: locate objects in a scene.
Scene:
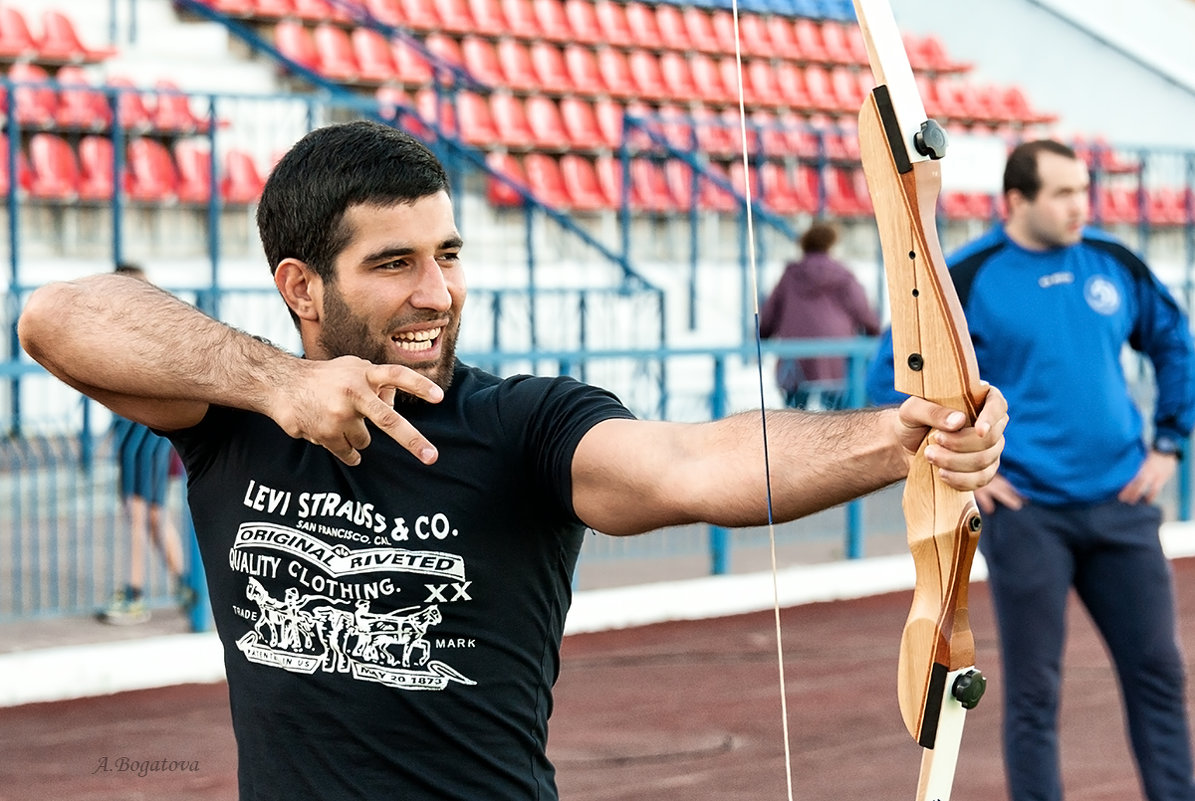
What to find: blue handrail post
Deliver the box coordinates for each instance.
[708,355,730,575]
[844,350,870,558]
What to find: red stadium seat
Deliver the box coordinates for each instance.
[496,38,539,92]
[563,0,601,45]
[252,0,296,18]
[760,161,815,215]
[523,152,570,206]
[352,28,398,84]
[801,65,844,112]
[397,0,441,30]
[525,95,570,149]
[558,96,606,150]
[692,107,735,157]
[490,93,536,149]
[747,60,785,107]
[681,7,720,54]
[77,135,115,199]
[424,34,465,83]
[829,65,866,109]
[559,153,611,210]
[126,137,179,201]
[654,5,690,52]
[485,150,527,207]
[392,39,433,85]
[501,0,542,38]
[627,51,667,101]
[689,53,734,104]
[766,16,800,61]
[0,7,38,59]
[793,19,829,64]
[55,66,112,130]
[105,75,155,130]
[594,1,633,47]
[709,10,737,55]
[293,0,354,23]
[462,35,505,87]
[9,63,58,128]
[312,24,360,81]
[455,91,499,145]
[432,0,477,34]
[39,9,117,62]
[596,153,639,209]
[775,62,812,110]
[630,158,676,213]
[173,139,213,204]
[623,2,661,49]
[466,0,507,36]
[222,149,265,204]
[664,160,698,211]
[415,88,459,136]
[562,44,605,96]
[1098,185,1141,225]
[376,86,431,140]
[698,161,736,213]
[821,21,861,65]
[28,132,80,199]
[596,49,637,98]
[592,98,624,149]
[659,52,698,102]
[1148,187,1190,227]
[529,41,572,95]
[532,0,572,41]
[274,20,321,73]
[362,0,402,26]
[153,79,209,133]
[737,14,774,59]
[825,166,872,216]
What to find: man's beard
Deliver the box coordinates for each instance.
[316,283,458,402]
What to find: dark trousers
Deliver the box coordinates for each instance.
[981,500,1195,801]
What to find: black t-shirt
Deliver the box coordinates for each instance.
[170,363,636,800]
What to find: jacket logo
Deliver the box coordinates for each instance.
[1085,275,1120,315]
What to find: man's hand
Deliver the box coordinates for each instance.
[1118,450,1178,505]
[895,384,1008,491]
[974,473,1025,515]
[270,356,444,466]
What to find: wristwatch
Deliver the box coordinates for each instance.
[1153,435,1185,459]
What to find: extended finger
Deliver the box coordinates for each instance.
[361,394,439,465]
[368,364,444,404]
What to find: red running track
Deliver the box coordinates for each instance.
[5,559,1195,801]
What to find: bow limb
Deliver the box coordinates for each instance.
[851,1,988,799]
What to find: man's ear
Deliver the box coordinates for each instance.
[274,259,321,322]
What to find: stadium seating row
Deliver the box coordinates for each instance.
[4,131,265,205]
[483,149,1191,225]
[0,6,115,65]
[387,86,869,162]
[198,0,859,35]
[2,63,210,134]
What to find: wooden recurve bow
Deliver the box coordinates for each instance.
[850,2,989,799]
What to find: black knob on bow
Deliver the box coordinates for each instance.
[914,120,948,160]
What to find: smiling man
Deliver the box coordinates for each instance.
[18,120,1007,801]
[868,139,1195,801]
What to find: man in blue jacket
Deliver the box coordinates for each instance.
[868,140,1195,801]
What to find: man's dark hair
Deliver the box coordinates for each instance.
[799,221,837,254]
[114,262,145,278]
[256,120,451,284]
[1003,140,1079,201]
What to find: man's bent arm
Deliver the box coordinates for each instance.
[18,274,444,465]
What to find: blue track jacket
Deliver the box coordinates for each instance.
[866,226,1195,505]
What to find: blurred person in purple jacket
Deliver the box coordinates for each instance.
[760,221,881,409]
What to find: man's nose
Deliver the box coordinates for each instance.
[410,258,452,310]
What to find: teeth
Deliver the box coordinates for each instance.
[393,327,441,352]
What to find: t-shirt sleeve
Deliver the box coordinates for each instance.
[496,376,637,522]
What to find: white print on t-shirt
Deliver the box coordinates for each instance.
[228,519,476,692]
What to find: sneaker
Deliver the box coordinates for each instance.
[177,584,198,612]
[99,588,151,626]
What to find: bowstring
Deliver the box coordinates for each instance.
[728,4,794,799]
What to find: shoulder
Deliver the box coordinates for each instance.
[1078,229,1151,280]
